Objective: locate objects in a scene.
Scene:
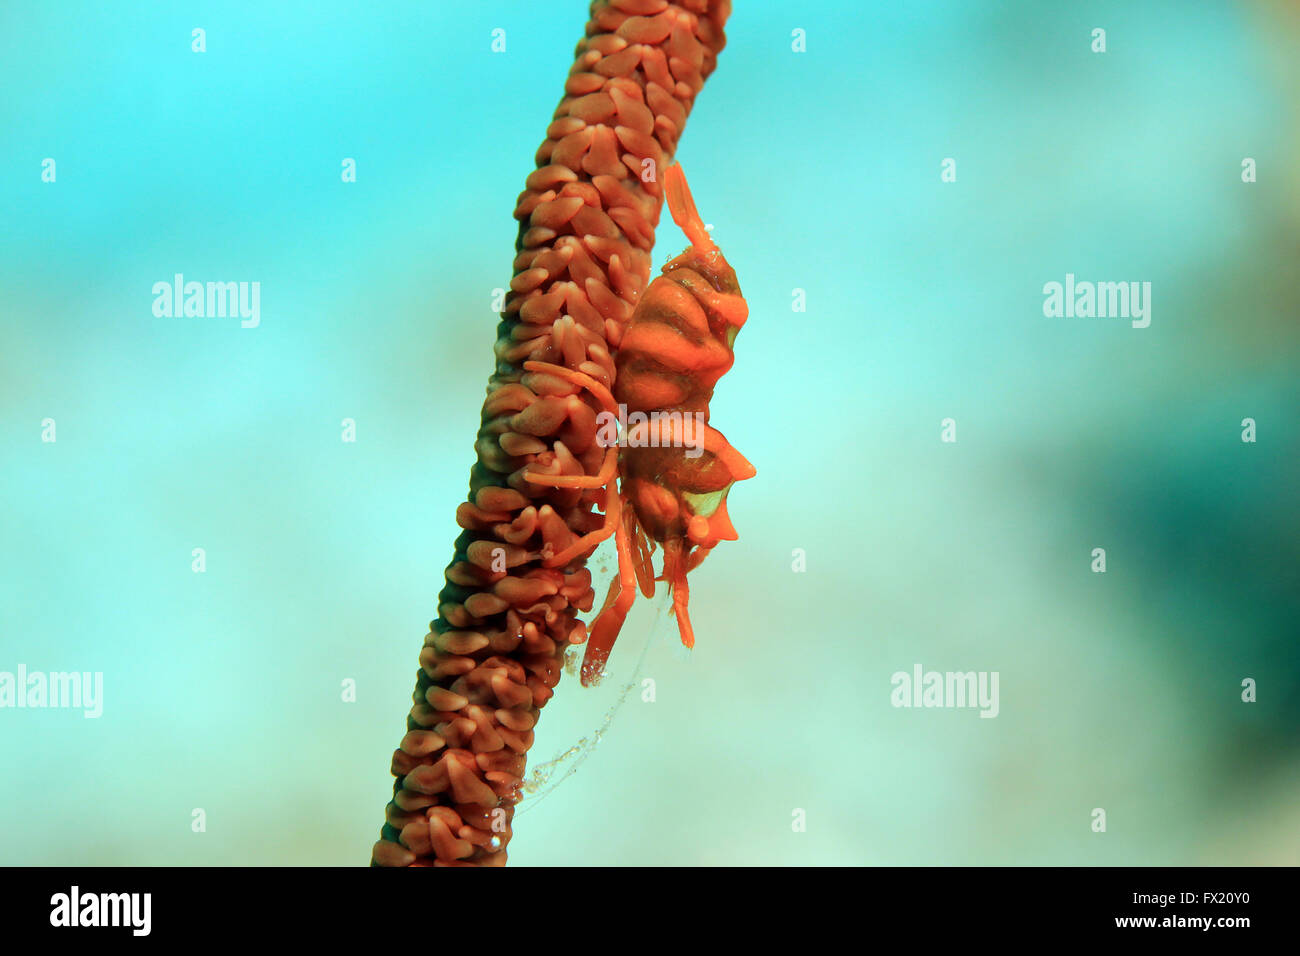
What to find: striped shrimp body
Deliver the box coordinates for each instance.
[524,163,754,685]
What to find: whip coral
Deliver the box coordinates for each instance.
[371,0,735,867]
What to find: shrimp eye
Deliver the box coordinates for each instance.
[687,514,710,545]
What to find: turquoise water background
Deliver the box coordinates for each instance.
[2,0,1297,865]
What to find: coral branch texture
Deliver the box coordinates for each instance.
[372,0,732,867]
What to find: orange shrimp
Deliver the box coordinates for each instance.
[524,163,754,685]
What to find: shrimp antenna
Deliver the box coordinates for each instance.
[664,163,718,256]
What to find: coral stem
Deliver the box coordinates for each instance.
[371,0,733,867]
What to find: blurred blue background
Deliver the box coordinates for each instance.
[2,0,1297,865]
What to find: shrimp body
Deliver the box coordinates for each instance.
[524,163,753,684]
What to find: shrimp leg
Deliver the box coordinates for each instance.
[580,503,639,686]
